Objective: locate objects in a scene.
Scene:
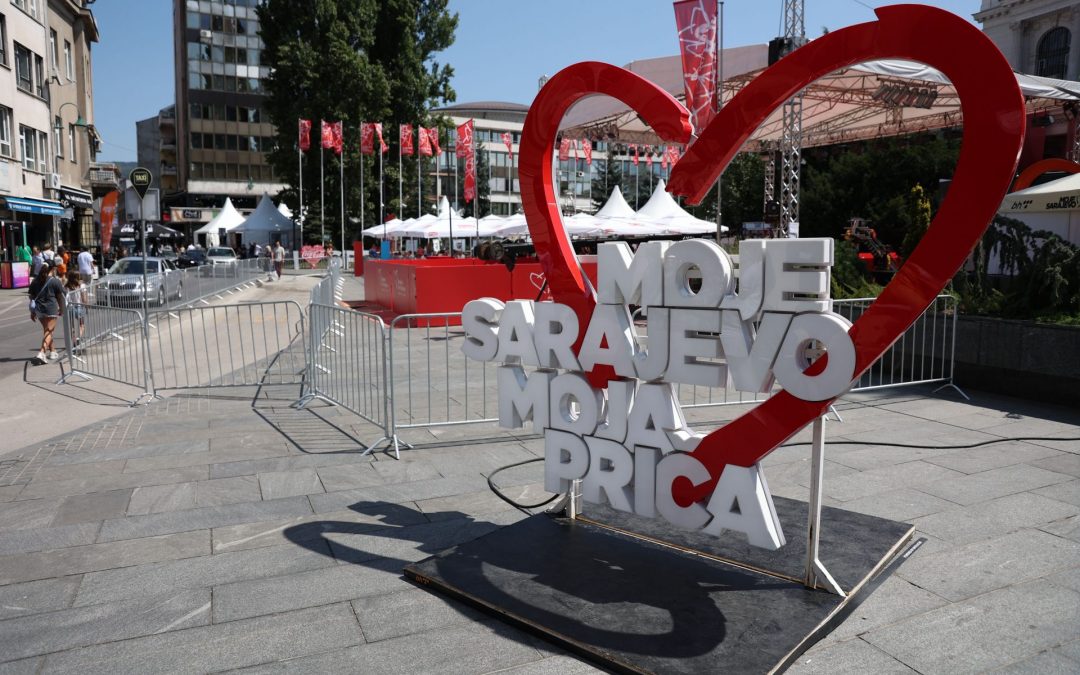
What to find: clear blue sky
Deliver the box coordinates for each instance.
[92,0,980,163]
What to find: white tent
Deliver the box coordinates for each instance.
[363,217,412,239]
[489,213,529,237]
[233,194,296,245]
[998,173,1080,258]
[592,186,656,236]
[193,197,245,246]
[399,196,484,239]
[635,179,725,235]
[277,202,293,219]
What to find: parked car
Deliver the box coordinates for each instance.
[94,257,183,307]
[176,249,207,269]
[203,246,239,277]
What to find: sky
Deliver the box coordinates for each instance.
[91,0,982,163]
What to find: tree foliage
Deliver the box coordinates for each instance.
[257,0,458,243]
[591,157,623,211]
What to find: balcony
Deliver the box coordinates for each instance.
[89,162,120,191]
[161,163,178,176]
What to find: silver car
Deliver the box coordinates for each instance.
[203,246,239,277]
[95,257,184,307]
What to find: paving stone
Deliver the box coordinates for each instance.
[326,513,517,567]
[0,486,22,503]
[126,483,197,516]
[213,558,407,623]
[39,603,362,675]
[51,490,132,526]
[828,442,965,472]
[0,657,42,674]
[211,452,361,480]
[827,575,948,643]
[0,530,208,585]
[1033,480,1080,507]
[41,439,209,466]
[820,461,966,503]
[0,577,80,620]
[351,587,487,642]
[122,452,214,474]
[257,469,324,500]
[918,463,1073,506]
[96,496,312,543]
[415,489,520,521]
[29,460,126,484]
[0,499,61,533]
[0,590,210,662]
[863,579,1080,673]
[1040,514,1080,543]
[989,649,1080,674]
[791,637,915,674]
[195,475,261,507]
[17,467,209,500]
[211,505,428,554]
[477,655,604,675]
[308,475,489,514]
[1046,568,1080,594]
[315,463,385,492]
[369,458,443,483]
[923,441,1063,474]
[75,540,335,607]
[1031,453,1080,479]
[840,488,958,522]
[896,529,1080,602]
[0,522,100,556]
[1056,639,1080,664]
[913,492,1080,546]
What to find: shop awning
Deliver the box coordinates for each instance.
[2,196,65,216]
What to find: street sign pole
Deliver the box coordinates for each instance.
[129,169,154,369]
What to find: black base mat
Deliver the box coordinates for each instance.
[404,497,914,674]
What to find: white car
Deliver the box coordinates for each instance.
[203,247,238,276]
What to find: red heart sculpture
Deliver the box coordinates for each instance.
[519,5,1025,506]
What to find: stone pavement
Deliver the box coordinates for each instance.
[0,270,1077,672]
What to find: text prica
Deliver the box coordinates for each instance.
[461,238,857,550]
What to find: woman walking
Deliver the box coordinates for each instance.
[64,269,87,348]
[27,260,66,363]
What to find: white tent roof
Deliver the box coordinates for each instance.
[194,197,245,234]
[636,179,725,234]
[234,194,294,235]
[1001,173,1080,213]
[595,186,637,219]
[277,202,293,219]
[363,217,413,239]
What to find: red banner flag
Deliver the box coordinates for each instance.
[631,143,639,165]
[558,138,570,161]
[332,121,343,155]
[674,0,719,133]
[661,145,669,170]
[400,124,414,156]
[501,132,513,161]
[456,120,476,203]
[375,123,388,154]
[572,140,579,160]
[360,123,375,155]
[645,146,653,166]
[320,120,336,150]
[666,145,682,168]
[298,119,312,152]
[582,139,592,165]
[429,128,442,155]
[419,127,432,156]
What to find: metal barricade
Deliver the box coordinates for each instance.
[58,300,155,405]
[145,300,306,391]
[295,303,392,454]
[386,313,499,437]
[84,259,266,313]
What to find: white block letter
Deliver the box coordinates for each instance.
[582,435,634,512]
[663,239,734,308]
[633,306,669,382]
[533,302,580,370]
[544,429,589,493]
[655,452,712,530]
[596,378,635,443]
[495,300,540,366]
[721,240,765,321]
[597,240,667,307]
[720,310,792,394]
[549,372,603,437]
[497,365,553,429]
[626,382,687,454]
[666,308,725,388]
[772,312,856,401]
[762,239,833,314]
[702,464,786,550]
[578,303,637,377]
[461,298,504,362]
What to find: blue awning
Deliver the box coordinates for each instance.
[2,196,66,216]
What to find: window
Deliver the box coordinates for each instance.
[48,29,56,69]
[68,123,76,163]
[0,107,11,158]
[14,43,31,92]
[36,130,48,172]
[19,125,36,170]
[34,54,45,99]
[54,116,62,159]
[0,15,6,66]
[1036,27,1071,80]
[64,40,72,80]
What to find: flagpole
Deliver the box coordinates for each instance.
[320,137,325,246]
[398,130,403,223]
[417,129,422,219]
[716,0,724,244]
[379,144,384,232]
[339,148,345,255]
[298,139,303,248]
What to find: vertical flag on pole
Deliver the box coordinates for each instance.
[331,122,343,155]
[673,0,719,133]
[375,123,388,154]
[582,139,592,165]
[298,119,312,152]
[400,124,414,156]
[419,128,433,156]
[501,132,513,161]
[630,144,639,165]
[428,128,441,156]
[360,123,375,155]
[661,145,669,170]
[456,120,476,204]
[320,120,336,150]
[645,146,653,167]
[558,138,570,161]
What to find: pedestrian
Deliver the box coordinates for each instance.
[273,239,285,280]
[64,269,87,348]
[15,241,31,264]
[41,243,55,262]
[27,259,65,363]
[76,245,95,285]
[54,246,68,277]
[263,242,274,281]
[31,246,43,276]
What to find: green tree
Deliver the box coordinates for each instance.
[679,153,765,234]
[591,157,623,211]
[258,0,458,244]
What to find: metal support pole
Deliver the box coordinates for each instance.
[320,142,325,245]
[805,416,845,596]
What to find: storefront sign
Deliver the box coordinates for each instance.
[58,188,94,209]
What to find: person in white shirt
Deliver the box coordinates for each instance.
[76,245,95,284]
[272,240,285,280]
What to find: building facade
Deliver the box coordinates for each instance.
[171,0,283,222]
[0,0,98,256]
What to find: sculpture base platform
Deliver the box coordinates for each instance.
[404,496,915,674]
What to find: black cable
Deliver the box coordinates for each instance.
[487,457,560,513]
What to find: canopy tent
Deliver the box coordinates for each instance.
[999,172,1080,250]
[591,185,656,236]
[193,198,245,247]
[233,194,296,247]
[635,180,724,235]
[277,202,293,220]
[559,48,1080,151]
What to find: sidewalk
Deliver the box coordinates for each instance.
[0,269,1078,672]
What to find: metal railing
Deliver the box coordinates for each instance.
[59,302,154,404]
[83,258,268,313]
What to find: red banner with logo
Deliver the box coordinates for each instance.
[558,138,570,161]
[674,0,718,133]
[582,139,592,165]
[320,120,336,150]
[502,132,513,161]
[428,128,442,155]
[298,119,311,152]
[419,127,432,156]
[457,120,476,203]
[360,123,375,155]
[631,143,639,165]
[661,145,669,170]
[375,123,388,154]
[400,124,414,156]
[666,144,681,168]
[100,190,118,254]
[331,121,343,155]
